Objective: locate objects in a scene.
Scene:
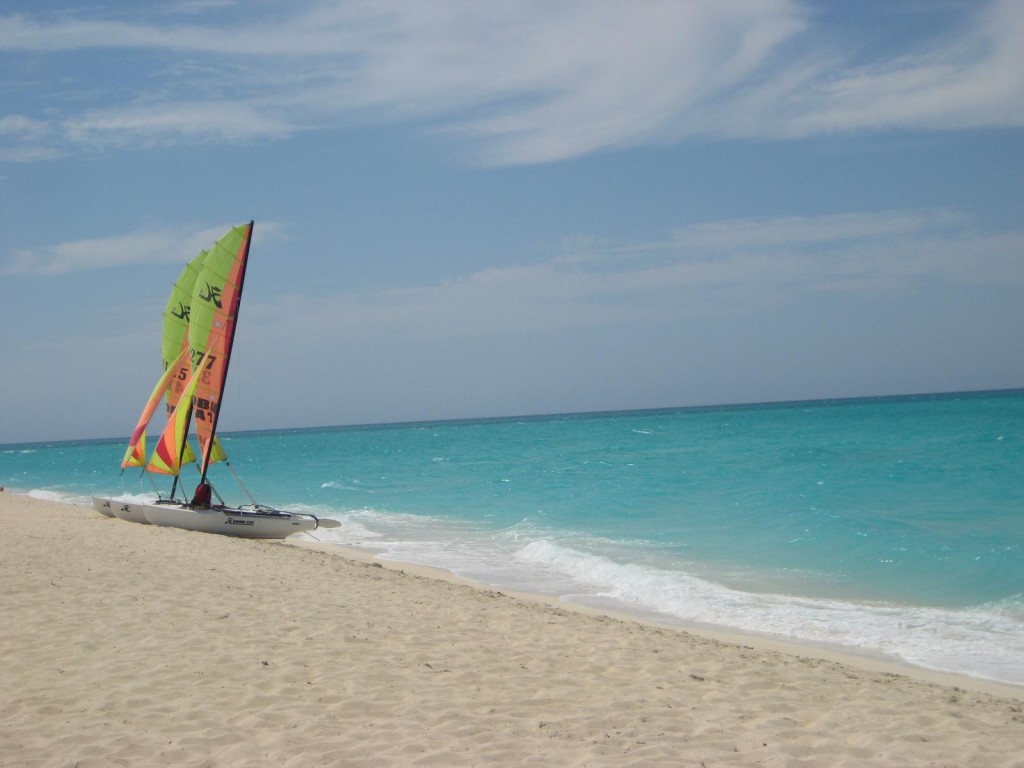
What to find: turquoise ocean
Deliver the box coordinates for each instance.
[3,390,1022,686]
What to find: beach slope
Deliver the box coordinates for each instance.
[2,493,1022,767]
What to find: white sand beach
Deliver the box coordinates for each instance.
[2,492,1022,767]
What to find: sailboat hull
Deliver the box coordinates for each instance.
[92,496,117,518]
[93,495,151,524]
[92,496,320,539]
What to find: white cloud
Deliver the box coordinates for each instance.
[1,0,1021,164]
[0,145,63,162]
[64,101,299,148]
[1,221,280,275]
[165,0,238,14]
[0,115,48,138]
[434,1,806,164]
[773,0,1024,135]
[3,230,202,275]
[7,209,1018,301]
[0,115,60,161]
[246,210,1024,348]
[663,210,968,251]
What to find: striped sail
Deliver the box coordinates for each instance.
[146,350,211,476]
[118,248,208,471]
[121,347,189,468]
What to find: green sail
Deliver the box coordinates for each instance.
[162,249,207,409]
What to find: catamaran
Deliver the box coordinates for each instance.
[93,221,338,539]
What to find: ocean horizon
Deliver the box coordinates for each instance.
[3,388,1022,686]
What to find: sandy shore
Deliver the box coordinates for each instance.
[2,493,1022,767]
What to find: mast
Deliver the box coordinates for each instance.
[198,220,253,484]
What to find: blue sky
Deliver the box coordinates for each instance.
[1,0,1022,443]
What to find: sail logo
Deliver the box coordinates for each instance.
[170,302,190,321]
[198,282,223,308]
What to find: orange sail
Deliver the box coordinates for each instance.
[187,222,253,478]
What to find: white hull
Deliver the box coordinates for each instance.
[92,496,324,539]
[92,496,117,518]
[93,495,150,524]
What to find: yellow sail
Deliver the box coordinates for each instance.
[121,348,189,469]
[145,350,211,476]
[179,439,224,466]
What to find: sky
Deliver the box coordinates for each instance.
[1,0,1022,444]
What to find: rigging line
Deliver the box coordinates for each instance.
[145,470,165,500]
[224,460,259,506]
